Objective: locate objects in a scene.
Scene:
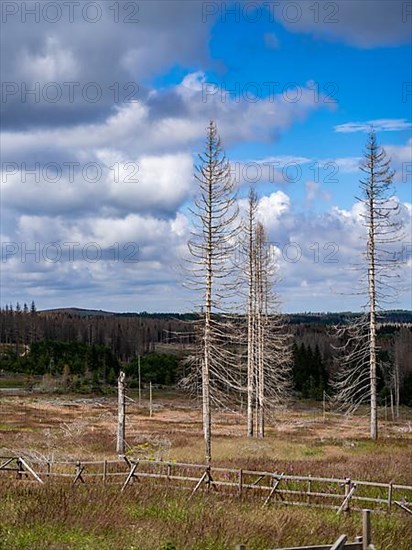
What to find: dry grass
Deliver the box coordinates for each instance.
[0,481,411,550]
[1,392,411,549]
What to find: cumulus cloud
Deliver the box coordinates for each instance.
[259,197,411,312]
[257,191,291,226]
[191,191,411,312]
[1,150,194,219]
[1,63,336,311]
[1,1,211,129]
[2,72,334,164]
[2,188,410,311]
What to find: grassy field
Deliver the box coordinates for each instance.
[0,390,411,549]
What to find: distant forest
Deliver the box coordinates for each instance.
[0,304,411,404]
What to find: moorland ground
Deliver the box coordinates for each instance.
[1,388,411,550]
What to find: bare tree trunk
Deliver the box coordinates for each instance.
[247,313,254,437]
[244,201,291,438]
[203,269,212,463]
[138,354,141,406]
[247,189,257,438]
[394,359,400,420]
[116,371,126,455]
[258,320,265,438]
[256,226,265,438]
[368,197,378,440]
[202,133,213,465]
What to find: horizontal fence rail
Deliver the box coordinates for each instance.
[1,456,411,517]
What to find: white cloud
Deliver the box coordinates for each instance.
[257,191,291,226]
[2,71,333,168]
[271,198,411,311]
[0,64,339,311]
[305,180,332,207]
[330,157,362,173]
[180,72,207,93]
[334,119,412,133]
[1,150,193,218]
[384,138,412,166]
[2,190,411,312]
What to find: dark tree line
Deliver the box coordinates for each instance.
[0,305,411,403]
[0,305,195,361]
[1,340,121,390]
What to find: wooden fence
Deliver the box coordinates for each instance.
[1,456,411,517]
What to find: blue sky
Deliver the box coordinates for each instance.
[1,0,411,312]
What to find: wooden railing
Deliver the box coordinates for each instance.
[1,456,411,517]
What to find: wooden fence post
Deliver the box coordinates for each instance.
[307,475,312,504]
[344,478,352,512]
[362,509,371,550]
[117,371,126,455]
[103,460,107,484]
[388,482,393,511]
[16,458,22,480]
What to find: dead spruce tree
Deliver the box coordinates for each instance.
[244,190,292,438]
[185,121,239,463]
[333,130,402,440]
[246,188,258,437]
